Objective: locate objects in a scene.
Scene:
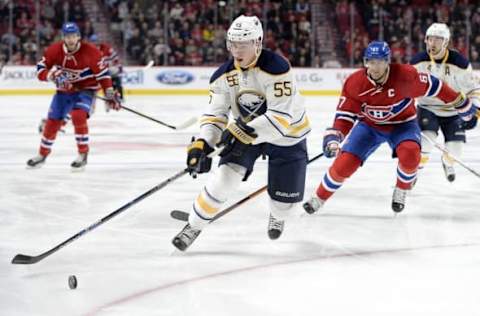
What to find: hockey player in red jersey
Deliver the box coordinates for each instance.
[27,22,121,171]
[303,41,478,214]
[89,34,124,100]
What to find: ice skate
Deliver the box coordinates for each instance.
[392,187,407,213]
[172,224,202,251]
[302,195,325,214]
[267,213,284,240]
[441,156,455,182]
[71,153,88,171]
[26,155,47,169]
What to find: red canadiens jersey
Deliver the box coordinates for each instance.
[97,43,122,70]
[36,41,112,92]
[333,64,462,135]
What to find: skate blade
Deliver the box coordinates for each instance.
[26,163,45,170]
[71,166,86,172]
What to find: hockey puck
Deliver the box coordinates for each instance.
[68,275,77,289]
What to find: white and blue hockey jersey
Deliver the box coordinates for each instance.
[411,49,480,117]
[199,49,310,147]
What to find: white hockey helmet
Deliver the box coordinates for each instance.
[425,23,450,43]
[227,15,263,44]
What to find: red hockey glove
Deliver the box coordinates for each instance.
[48,69,73,90]
[104,88,122,111]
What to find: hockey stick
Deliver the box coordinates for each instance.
[120,105,197,130]
[11,168,190,265]
[119,60,154,77]
[171,152,325,222]
[421,132,480,178]
[96,95,197,130]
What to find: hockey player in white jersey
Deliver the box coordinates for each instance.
[411,23,480,182]
[172,15,311,251]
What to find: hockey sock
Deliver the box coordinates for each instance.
[269,199,295,221]
[395,140,420,189]
[189,163,245,229]
[419,130,436,169]
[316,152,362,201]
[443,141,463,166]
[71,109,89,154]
[39,119,63,156]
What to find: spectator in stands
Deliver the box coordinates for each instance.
[323,52,342,68]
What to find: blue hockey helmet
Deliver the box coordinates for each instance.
[62,22,80,36]
[89,34,99,43]
[364,41,391,61]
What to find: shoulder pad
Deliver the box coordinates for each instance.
[409,52,429,65]
[342,69,366,94]
[446,50,470,69]
[210,59,235,84]
[256,49,290,75]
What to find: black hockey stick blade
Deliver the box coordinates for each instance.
[11,254,39,264]
[171,210,189,221]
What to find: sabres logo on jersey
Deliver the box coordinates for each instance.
[362,98,412,123]
[236,90,267,120]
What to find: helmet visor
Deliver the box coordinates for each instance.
[227,40,256,51]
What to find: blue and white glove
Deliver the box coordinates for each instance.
[455,94,479,122]
[457,115,478,130]
[323,128,344,158]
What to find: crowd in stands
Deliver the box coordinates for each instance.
[102,0,312,67]
[337,0,480,67]
[0,0,92,66]
[2,0,480,69]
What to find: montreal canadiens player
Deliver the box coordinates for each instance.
[172,15,311,251]
[411,23,480,182]
[303,41,478,214]
[27,22,121,171]
[89,34,124,101]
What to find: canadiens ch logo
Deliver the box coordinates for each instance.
[364,104,394,121]
[362,98,412,122]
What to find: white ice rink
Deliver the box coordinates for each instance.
[1,95,480,316]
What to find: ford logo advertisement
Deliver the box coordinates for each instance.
[156,70,194,85]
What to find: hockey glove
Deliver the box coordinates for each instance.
[323,128,344,158]
[217,119,257,158]
[187,138,214,176]
[48,69,73,90]
[105,88,122,111]
[458,115,478,130]
[454,94,479,122]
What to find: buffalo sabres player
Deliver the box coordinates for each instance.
[411,23,480,182]
[172,15,311,251]
[302,41,478,215]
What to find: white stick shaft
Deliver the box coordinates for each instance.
[421,132,480,178]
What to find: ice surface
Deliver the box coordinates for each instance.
[1,95,480,316]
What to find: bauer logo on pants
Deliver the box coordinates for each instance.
[275,191,300,198]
